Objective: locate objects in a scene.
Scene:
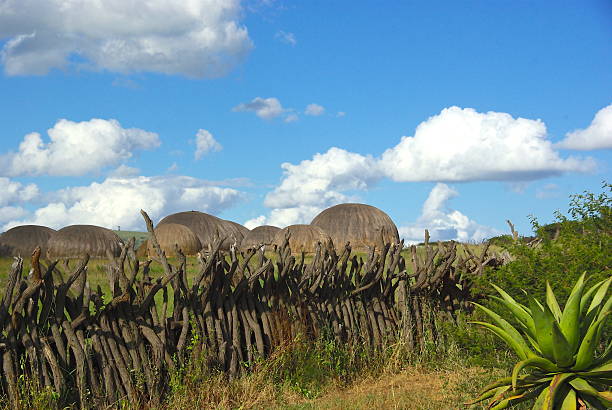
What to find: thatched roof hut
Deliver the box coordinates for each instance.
[272,224,332,254]
[223,220,250,247]
[157,211,241,251]
[240,225,280,250]
[146,223,202,257]
[47,225,124,259]
[0,225,56,257]
[311,203,400,251]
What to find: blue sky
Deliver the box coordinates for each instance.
[0,0,610,243]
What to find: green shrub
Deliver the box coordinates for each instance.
[473,182,611,306]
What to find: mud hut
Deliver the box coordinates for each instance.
[157,211,240,251]
[46,225,124,259]
[272,224,332,254]
[0,225,56,257]
[146,223,202,257]
[311,203,400,252]
[240,225,280,250]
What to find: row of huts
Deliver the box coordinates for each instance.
[0,203,400,259]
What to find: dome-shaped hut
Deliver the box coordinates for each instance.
[157,211,240,251]
[240,225,280,250]
[311,203,400,251]
[0,225,56,257]
[47,225,124,259]
[146,223,202,257]
[223,220,250,248]
[272,224,332,254]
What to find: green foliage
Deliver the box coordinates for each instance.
[474,182,611,306]
[469,274,612,409]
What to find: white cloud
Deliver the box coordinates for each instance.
[381,106,595,182]
[194,129,222,159]
[233,97,285,119]
[336,111,346,118]
[0,206,28,226]
[0,177,39,206]
[1,118,160,177]
[305,103,325,116]
[556,104,612,151]
[398,183,501,244]
[258,147,381,226]
[109,165,140,178]
[244,215,266,230]
[284,113,299,123]
[254,106,595,230]
[0,0,252,77]
[2,175,244,231]
[274,30,296,46]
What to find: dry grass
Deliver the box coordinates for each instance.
[162,366,507,410]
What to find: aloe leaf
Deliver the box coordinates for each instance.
[532,386,549,410]
[490,391,534,410]
[472,303,534,359]
[558,387,577,410]
[569,377,612,408]
[580,279,604,314]
[529,296,556,361]
[546,281,562,322]
[573,311,610,371]
[512,357,559,389]
[465,384,509,405]
[559,272,585,352]
[470,321,529,360]
[576,361,612,377]
[597,293,611,322]
[551,321,575,367]
[545,373,574,410]
[587,276,611,316]
[491,284,536,337]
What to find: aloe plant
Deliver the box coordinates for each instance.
[468,273,611,409]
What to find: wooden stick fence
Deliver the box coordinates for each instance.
[0,211,502,407]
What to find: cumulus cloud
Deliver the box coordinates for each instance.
[556,104,612,151]
[252,148,381,226]
[0,177,39,206]
[3,175,245,231]
[0,0,252,77]
[0,206,28,226]
[381,106,594,182]
[274,31,296,46]
[305,103,325,116]
[253,106,594,230]
[233,97,286,119]
[1,118,160,177]
[398,184,501,244]
[194,129,222,159]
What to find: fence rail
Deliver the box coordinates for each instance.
[0,211,503,407]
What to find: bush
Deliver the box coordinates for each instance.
[473,182,611,306]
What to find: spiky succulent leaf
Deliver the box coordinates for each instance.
[512,357,558,389]
[574,312,610,371]
[569,377,612,408]
[491,283,536,337]
[546,281,562,322]
[545,373,574,410]
[551,321,574,367]
[529,296,556,361]
[470,321,530,360]
[559,272,585,352]
[472,303,534,359]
